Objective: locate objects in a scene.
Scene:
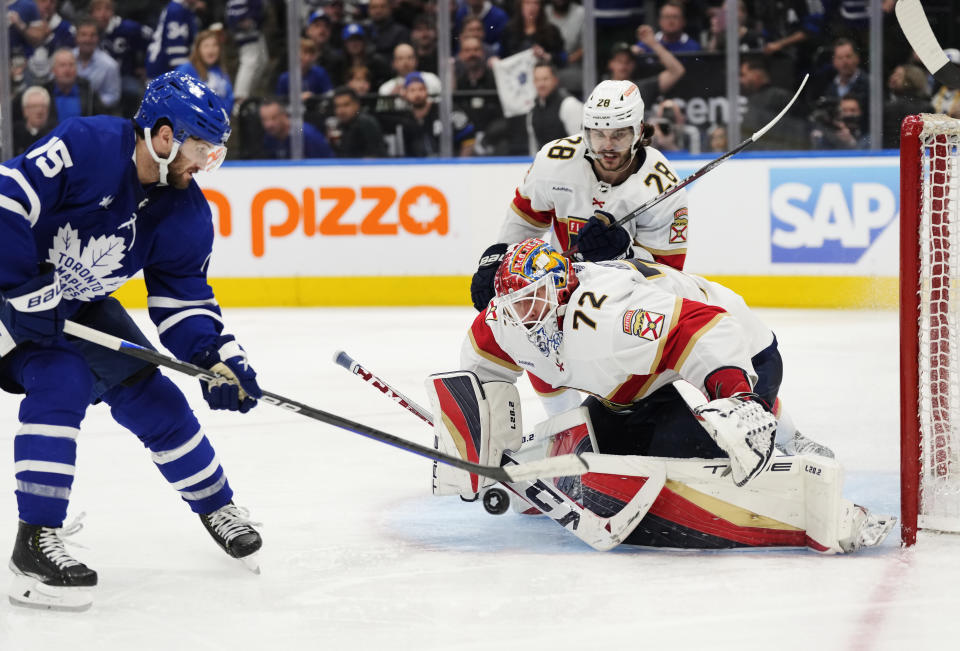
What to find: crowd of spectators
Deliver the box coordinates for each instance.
[4,0,955,160]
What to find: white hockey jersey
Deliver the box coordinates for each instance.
[461,260,760,407]
[499,137,689,269]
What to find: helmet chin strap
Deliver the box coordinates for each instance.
[143,127,181,186]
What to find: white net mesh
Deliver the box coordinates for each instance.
[917,114,960,532]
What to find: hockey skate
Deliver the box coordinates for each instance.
[776,430,835,458]
[8,520,97,612]
[838,505,896,553]
[200,502,262,573]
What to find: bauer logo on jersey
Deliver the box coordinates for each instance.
[622,308,665,341]
[769,166,899,263]
[670,208,688,243]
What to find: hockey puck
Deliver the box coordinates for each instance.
[482,488,510,515]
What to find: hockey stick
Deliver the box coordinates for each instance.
[330,349,666,550]
[333,350,433,426]
[563,74,809,257]
[60,320,589,484]
[896,0,960,90]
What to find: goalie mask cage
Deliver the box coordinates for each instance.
[901,113,960,546]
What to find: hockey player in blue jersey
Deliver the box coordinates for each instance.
[0,71,262,611]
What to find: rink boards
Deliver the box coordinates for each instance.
[112,151,900,309]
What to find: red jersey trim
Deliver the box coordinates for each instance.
[527,372,565,396]
[635,243,687,271]
[469,313,522,372]
[511,189,555,227]
[658,302,729,374]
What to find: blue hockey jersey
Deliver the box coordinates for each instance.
[102,15,154,77]
[146,0,199,79]
[0,115,224,363]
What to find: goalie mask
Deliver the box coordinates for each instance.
[493,239,578,357]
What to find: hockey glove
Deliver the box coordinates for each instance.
[0,263,68,346]
[693,393,776,487]
[192,335,263,413]
[470,242,508,311]
[572,211,633,262]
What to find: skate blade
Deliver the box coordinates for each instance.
[239,552,261,575]
[8,574,93,612]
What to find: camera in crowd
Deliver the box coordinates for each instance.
[810,96,841,127]
[809,94,868,149]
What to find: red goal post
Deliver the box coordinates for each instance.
[900,113,960,546]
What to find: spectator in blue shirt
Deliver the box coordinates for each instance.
[23,0,76,86]
[74,18,121,111]
[146,0,200,78]
[176,29,234,114]
[89,0,153,115]
[43,48,106,122]
[276,38,333,100]
[8,0,45,55]
[454,0,508,54]
[258,97,335,159]
[634,1,701,54]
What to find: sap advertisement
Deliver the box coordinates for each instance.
[769,164,899,265]
[676,155,900,278]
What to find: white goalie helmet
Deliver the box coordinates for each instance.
[581,80,645,157]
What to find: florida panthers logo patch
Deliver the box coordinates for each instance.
[622,308,665,341]
[670,208,688,243]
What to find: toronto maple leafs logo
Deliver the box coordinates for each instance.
[47,224,130,301]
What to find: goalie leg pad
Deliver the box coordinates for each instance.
[425,372,522,499]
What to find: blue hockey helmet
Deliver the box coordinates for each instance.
[135,71,231,146]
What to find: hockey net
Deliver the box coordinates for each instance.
[901,113,960,546]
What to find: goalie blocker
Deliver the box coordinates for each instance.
[426,373,894,553]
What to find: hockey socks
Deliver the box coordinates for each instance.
[103,370,233,514]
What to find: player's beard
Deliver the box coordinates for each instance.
[594,148,634,174]
[166,154,199,189]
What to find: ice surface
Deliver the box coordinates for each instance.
[0,307,956,650]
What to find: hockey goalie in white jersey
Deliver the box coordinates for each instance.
[470,79,690,311]
[428,239,894,553]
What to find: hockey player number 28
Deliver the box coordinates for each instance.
[644,161,678,194]
[27,137,74,178]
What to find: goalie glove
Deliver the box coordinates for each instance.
[693,393,776,487]
[192,335,263,413]
[572,211,633,262]
[470,243,508,311]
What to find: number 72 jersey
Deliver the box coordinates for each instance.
[461,261,758,408]
[503,136,689,270]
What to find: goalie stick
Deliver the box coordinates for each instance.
[60,320,589,484]
[563,74,809,257]
[896,0,960,90]
[331,349,667,550]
